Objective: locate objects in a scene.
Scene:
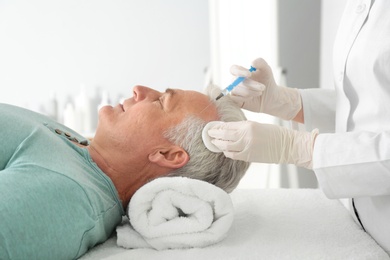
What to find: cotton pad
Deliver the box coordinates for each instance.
[202,121,223,153]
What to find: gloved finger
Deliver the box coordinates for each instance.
[210,139,235,152]
[229,95,246,107]
[210,139,246,153]
[209,121,244,130]
[229,95,262,112]
[251,58,269,70]
[211,140,248,161]
[230,65,251,78]
[207,128,241,141]
[207,121,244,140]
[230,79,265,97]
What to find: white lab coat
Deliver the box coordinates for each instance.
[299,0,390,254]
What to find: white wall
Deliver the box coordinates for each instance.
[320,0,347,89]
[0,0,209,122]
[209,0,281,189]
[209,0,278,88]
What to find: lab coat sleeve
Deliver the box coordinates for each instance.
[297,88,336,133]
[313,130,390,199]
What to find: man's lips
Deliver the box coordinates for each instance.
[117,103,124,111]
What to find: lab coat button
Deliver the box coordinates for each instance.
[355,4,366,13]
[64,132,71,137]
[339,71,344,82]
[55,129,62,135]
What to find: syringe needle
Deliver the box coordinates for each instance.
[215,66,256,101]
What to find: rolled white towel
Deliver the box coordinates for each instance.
[116,177,234,250]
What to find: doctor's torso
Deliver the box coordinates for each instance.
[333,0,390,133]
[329,0,390,254]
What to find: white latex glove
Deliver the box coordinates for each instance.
[230,58,302,121]
[208,121,318,169]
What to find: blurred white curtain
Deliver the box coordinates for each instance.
[208,0,284,189]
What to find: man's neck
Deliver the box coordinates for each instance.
[86,143,157,209]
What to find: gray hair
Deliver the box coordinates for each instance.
[164,84,250,193]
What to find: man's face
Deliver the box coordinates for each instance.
[95,85,218,157]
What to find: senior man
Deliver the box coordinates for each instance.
[0,84,249,259]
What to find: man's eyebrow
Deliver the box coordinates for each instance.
[162,88,176,110]
[165,88,176,97]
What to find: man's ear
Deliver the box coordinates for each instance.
[148,146,189,169]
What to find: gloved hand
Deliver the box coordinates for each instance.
[207,121,318,169]
[229,58,302,121]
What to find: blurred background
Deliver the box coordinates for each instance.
[0,0,346,189]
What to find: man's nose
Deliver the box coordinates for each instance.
[133,85,159,102]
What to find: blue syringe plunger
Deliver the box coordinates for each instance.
[215,66,256,100]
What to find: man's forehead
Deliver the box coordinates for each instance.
[168,88,207,102]
[169,88,217,117]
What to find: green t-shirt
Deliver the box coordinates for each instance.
[0,104,124,259]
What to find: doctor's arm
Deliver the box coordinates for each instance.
[206,87,336,167]
[207,58,335,167]
[292,106,304,124]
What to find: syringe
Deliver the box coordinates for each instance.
[215,66,256,100]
